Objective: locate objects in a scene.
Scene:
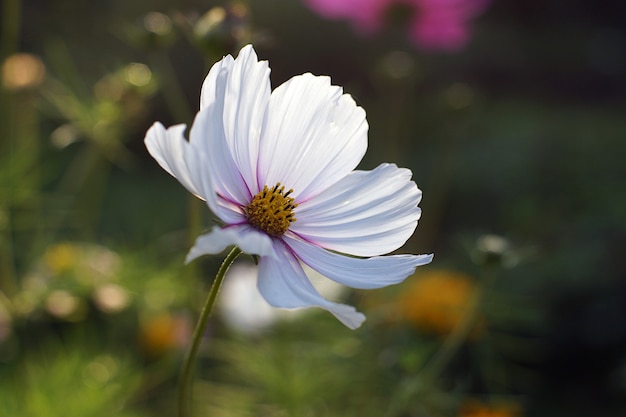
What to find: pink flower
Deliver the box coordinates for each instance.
[304,0,490,51]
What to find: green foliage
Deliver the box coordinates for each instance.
[0,343,144,417]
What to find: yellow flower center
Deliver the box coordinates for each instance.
[245,183,298,236]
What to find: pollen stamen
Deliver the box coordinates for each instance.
[245,183,298,236]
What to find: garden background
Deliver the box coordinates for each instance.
[1,0,625,416]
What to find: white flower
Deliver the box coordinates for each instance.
[218,263,282,334]
[219,262,348,334]
[145,45,433,329]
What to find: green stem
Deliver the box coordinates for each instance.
[178,246,242,417]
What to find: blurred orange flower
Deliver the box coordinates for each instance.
[398,269,482,336]
[138,313,191,357]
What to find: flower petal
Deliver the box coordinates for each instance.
[145,118,244,224]
[144,121,211,202]
[190,106,251,208]
[257,73,368,201]
[257,242,366,329]
[185,225,276,264]
[192,57,253,206]
[200,53,234,111]
[285,235,433,289]
[222,45,270,193]
[291,163,422,257]
[196,45,271,197]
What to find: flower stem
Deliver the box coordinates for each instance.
[178,246,242,417]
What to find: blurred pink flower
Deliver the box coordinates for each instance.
[305,0,490,51]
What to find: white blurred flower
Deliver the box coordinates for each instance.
[219,262,347,334]
[218,263,281,334]
[93,283,131,314]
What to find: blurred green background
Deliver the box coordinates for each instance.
[1,0,625,416]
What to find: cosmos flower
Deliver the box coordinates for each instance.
[304,0,490,51]
[145,45,432,329]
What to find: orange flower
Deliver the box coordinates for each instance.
[398,269,482,336]
[138,313,191,357]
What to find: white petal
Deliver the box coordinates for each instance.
[192,53,252,206]
[257,242,366,329]
[291,163,422,257]
[145,120,244,224]
[285,235,433,289]
[185,225,276,264]
[144,122,223,208]
[190,107,252,207]
[257,73,368,201]
[200,53,234,111]
[222,45,270,192]
[195,45,271,197]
